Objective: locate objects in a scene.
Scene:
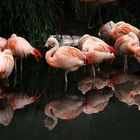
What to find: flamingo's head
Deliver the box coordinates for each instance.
[44,37,59,48]
[10,33,17,38]
[98,21,116,41]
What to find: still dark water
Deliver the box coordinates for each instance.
[0,58,140,140]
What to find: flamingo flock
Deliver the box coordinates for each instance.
[0,21,140,129]
[0,34,42,86]
[0,21,140,90]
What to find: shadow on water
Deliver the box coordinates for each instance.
[1,58,140,140]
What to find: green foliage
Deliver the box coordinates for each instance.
[0,0,61,47]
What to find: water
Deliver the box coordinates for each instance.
[0,58,140,140]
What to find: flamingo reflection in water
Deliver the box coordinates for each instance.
[110,72,140,87]
[78,74,114,94]
[0,98,14,126]
[114,77,140,110]
[83,89,113,114]
[0,84,41,126]
[44,95,85,130]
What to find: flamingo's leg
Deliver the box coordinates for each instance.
[14,57,17,86]
[123,55,128,73]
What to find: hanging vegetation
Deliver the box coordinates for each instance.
[0,0,61,47]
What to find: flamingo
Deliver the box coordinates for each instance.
[98,21,140,42]
[78,34,115,76]
[5,34,42,85]
[44,36,89,91]
[115,32,140,72]
[44,95,84,130]
[0,49,14,81]
[112,21,140,40]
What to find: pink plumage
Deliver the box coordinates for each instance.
[0,49,14,79]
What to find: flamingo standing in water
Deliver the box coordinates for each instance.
[78,34,115,76]
[44,37,89,91]
[115,32,140,72]
[0,49,14,81]
[5,34,42,85]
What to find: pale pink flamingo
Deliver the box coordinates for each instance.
[0,49,14,81]
[0,98,14,126]
[115,32,140,72]
[78,34,115,76]
[45,36,89,91]
[83,90,113,114]
[44,95,84,130]
[6,34,42,85]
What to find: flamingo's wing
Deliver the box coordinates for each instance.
[0,53,14,78]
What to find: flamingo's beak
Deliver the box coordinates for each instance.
[44,42,48,47]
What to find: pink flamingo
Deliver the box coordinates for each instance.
[78,34,115,76]
[44,95,84,130]
[6,34,42,85]
[45,36,89,91]
[98,21,140,41]
[112,21,140,40]
[0,49,14,81]
[115,32,140,72]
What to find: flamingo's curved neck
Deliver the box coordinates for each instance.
[45,40,60,67]
[54,39,59,48]
[44,108,57,130]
